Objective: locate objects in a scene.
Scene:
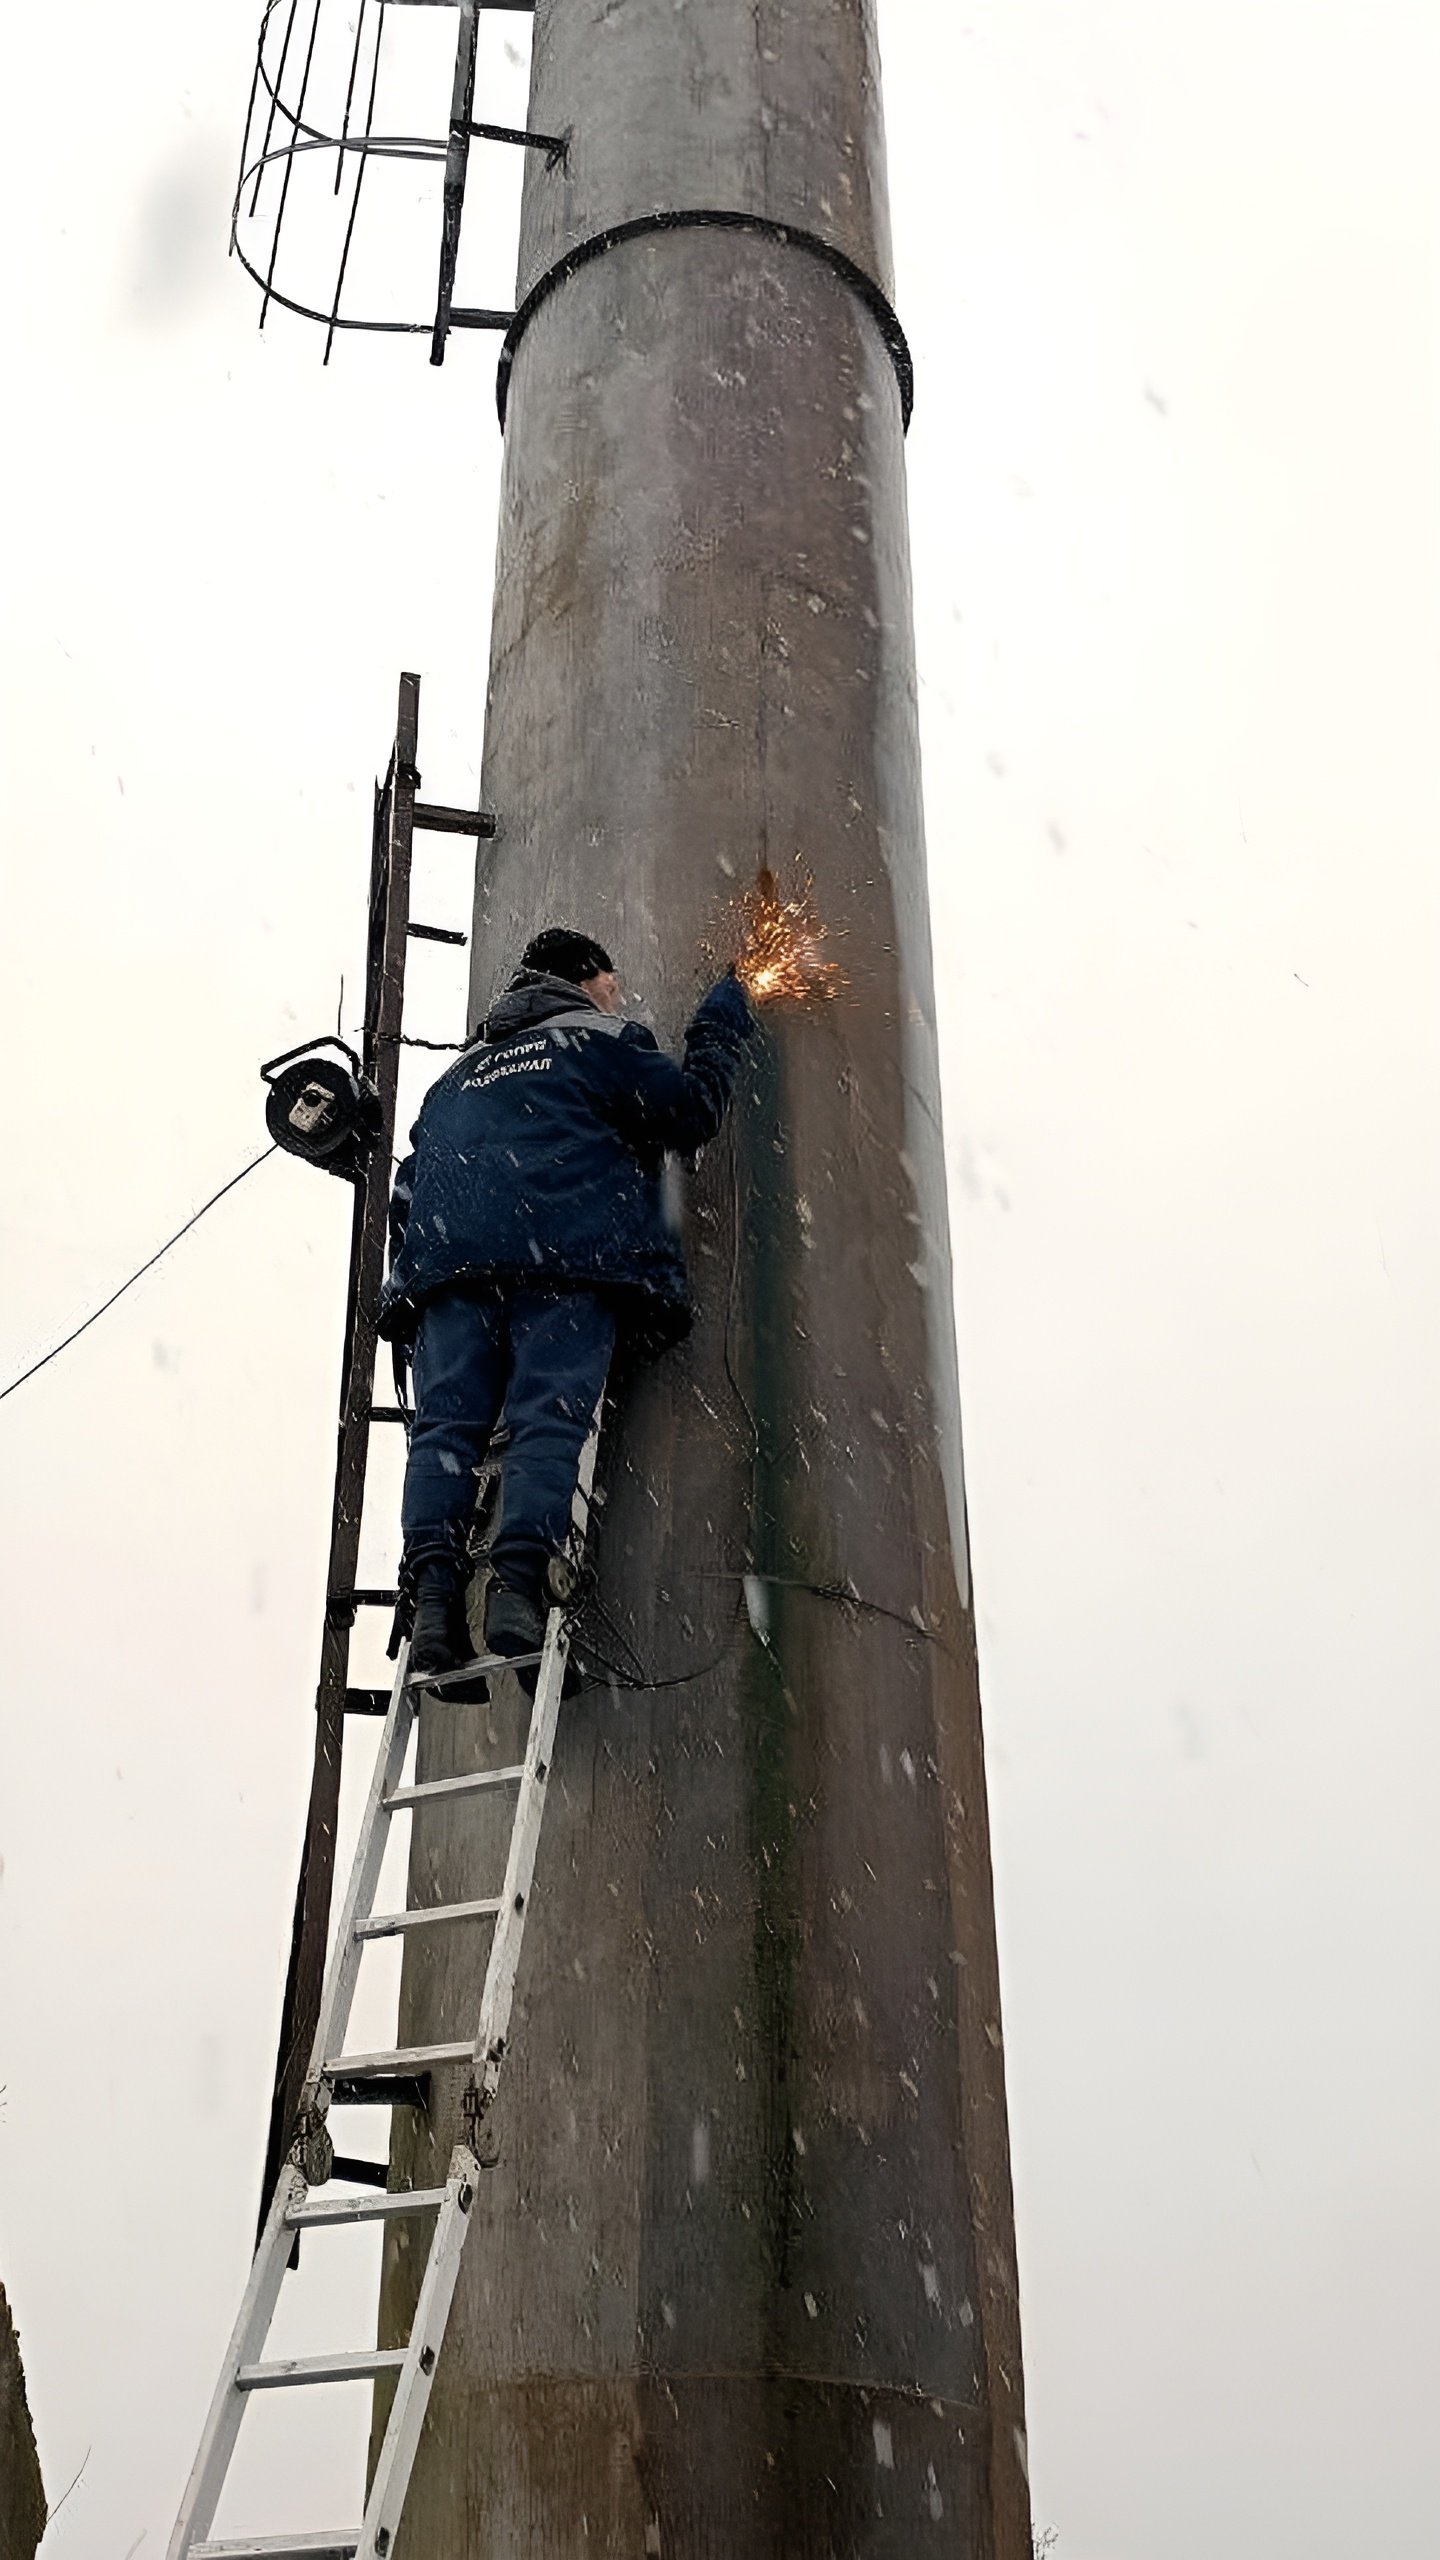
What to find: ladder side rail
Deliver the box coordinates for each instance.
[467,1614,567,2107]
[430,0,480,360]
[329,664,418,1641]
[357,2146,480,2560]
[256,674,421,2226]
[166,2168,309,2560]
[255,769,394,2227]
[301,1652,417,2112]
[468,1405,603,2101]
[563,1400,604,1574]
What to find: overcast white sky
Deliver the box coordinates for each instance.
[2,4,1437,2555]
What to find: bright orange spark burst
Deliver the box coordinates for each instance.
[733,867,844,1006]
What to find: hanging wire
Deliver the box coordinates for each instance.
[572,1582,747,1696]
[0,1148,278,1407]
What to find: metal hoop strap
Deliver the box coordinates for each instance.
[492,209,914,430]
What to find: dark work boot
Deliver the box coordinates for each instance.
[409,1556,465,1680]
[484,1580,547,1697]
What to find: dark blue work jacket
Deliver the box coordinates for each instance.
[379,969,753,1349]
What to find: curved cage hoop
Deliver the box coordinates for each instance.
[232,0,543,362]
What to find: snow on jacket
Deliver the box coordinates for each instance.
[379,968,754,1348]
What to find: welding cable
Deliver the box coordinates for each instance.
[0,1146,278,1405]
[571,1583,747,1697]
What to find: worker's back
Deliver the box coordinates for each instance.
[380,966,752,1347]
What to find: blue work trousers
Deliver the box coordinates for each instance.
[400,1284,614,1602]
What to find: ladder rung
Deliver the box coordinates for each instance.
[412,799,498,837]
[384,1763,524,1810]
[406,920,467,945]
[286,2186,447,2228]
[344,1687,391,1717]
[411,1647,542,1692]
[367,1404,408,1423]
[329,2153,389,2185]
[194,2535,359,2559]
[237,2347,406,2390]
[325,2040,473,2078]
[328,2074,429,2111]
[355,1896,501,1941]
[468,118,566,158]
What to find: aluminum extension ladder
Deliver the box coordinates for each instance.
[167,1434,600,2560]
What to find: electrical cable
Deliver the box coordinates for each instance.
[0,1146,278,1406]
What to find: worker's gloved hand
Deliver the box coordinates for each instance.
[701,968,758,1040]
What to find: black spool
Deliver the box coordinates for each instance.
[260,1037,380,1181]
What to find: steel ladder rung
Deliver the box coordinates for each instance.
[193,2534,359,2559]
[285,2187,446,2229]
[323,2038,473,2077]
[383,1762,524,1810]
[237,2347,407,2391]
[355,1895,500,1941]
[408,1646,543,1692]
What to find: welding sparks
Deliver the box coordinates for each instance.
[733,867,844,1006]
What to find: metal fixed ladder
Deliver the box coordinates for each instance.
[256,663,497,2230]
[167,1417,600,2560]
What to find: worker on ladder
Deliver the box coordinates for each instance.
[380,926,755,1677]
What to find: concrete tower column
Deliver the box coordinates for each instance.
[379,6,1029,2551]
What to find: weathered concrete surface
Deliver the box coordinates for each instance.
[518,0,894,296]
[376,7,1028,2554]
[1,2283,46,2560]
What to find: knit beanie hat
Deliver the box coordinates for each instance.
[519,927,614,985]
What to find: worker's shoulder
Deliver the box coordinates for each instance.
[614,1019,662,1056]
[563,1017,671,1093]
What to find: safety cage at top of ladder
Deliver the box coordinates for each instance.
[232,0,563,366]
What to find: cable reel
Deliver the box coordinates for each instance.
[260,1036,381,1182]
